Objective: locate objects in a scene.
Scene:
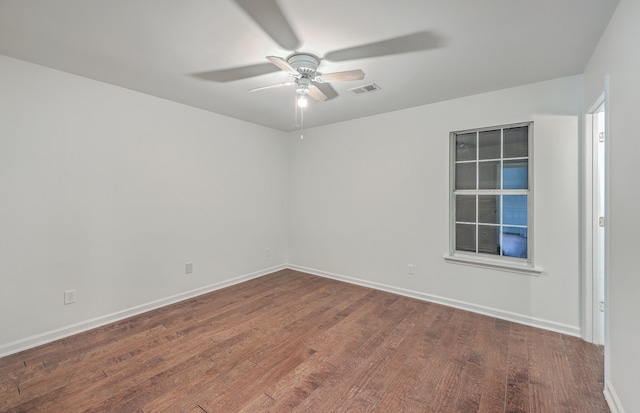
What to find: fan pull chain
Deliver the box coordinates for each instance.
[300,107,304,139]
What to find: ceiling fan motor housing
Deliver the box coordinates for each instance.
[287,53,320,78]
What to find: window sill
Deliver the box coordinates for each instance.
[443,254,543,276]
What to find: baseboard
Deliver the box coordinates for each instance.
[287,264,581,337]
[0,264,287,358]
[1,262,582,359]
[604,382,626,413]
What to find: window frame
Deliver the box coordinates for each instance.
[446,121,542,275]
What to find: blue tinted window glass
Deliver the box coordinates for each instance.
[502,226,528,258]
[503,195,527,226]
[504,160,528,189]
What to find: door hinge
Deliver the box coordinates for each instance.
[599,301,605,312]
[599,132,605,142]
[599,216,605,228]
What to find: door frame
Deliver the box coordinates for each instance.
[582,88,609,348]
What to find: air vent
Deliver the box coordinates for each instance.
[348,83,381,95]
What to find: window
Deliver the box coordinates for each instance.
[448,122,537,273]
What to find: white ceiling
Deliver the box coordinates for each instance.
[0,0,619,131]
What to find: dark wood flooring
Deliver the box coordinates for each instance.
[0,269,608,412]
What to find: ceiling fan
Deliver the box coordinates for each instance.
[249,53,365,106]
[196,0,442,105]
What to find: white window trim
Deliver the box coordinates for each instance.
[446,122,540,276]
[444,254,543,275]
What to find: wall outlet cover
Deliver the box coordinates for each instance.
[64,289,76,305]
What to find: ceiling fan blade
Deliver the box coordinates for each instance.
[313,82,339,100]
[266,56,299,76]
[249,81,295,92]
[324,31,442,62]
[233,0,300,50]
[193,62,280,82]
[315,69,365,83]
[308,85,328,102]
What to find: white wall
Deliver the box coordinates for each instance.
[289,75,584,334]
[584,0,640,411]
[0,55,289,354]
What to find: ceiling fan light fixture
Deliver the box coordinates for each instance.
[297,93,308,108]
[296,77,311,93]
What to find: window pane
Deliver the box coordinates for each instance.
[456,133,477,161]
[502,226,528,258]
[456,195,476,223]
[503,195,528,226]
[504,160,528,189]
[478,225,499,255]
[504,126,528,158]
[478,160,500,189]
[455,162,476,190]
[456,223,476,252]
[479,129,501,160]
[478,195,500,224]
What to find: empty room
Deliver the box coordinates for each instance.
[1,0,638,412]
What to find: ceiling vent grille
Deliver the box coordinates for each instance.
[348,83,381,95]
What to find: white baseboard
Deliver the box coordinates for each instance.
[604,382,626,413]
[0,264,287,358]
[287,264,581,337]
[1,263,582,359]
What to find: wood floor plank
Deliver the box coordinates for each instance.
[530,383,559,413]
[466,314,494,368]
[505,326,530,413]
[408,310,468,404]
[372,365,426,412]
[453,363,485,412]
[306,302,422,413]
[477,394,506,413]
[548,347,586,413]
[482,319,510,402]
[0,270,610,413]
[199,342,318,412]
[505,360,530,413]
[139,284,354,411]
[243,360,337,412]
[561,334,609,412]
[424,360,465,413]
[345,397,375,412]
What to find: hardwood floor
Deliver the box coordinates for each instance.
[0,269,608,412]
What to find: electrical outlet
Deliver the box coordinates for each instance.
[185,262,193,275]
[64,289,76,305]
[408,264,415,275]
[265,248,270,258]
